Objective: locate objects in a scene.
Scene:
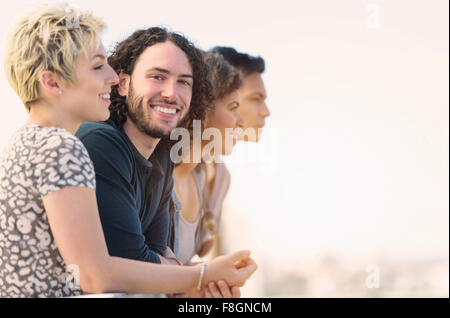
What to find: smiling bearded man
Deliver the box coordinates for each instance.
[76,27,212,266]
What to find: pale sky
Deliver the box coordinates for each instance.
[0,0,448,294]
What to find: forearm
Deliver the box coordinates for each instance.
[102,256,200,294]
[159,247,182,265]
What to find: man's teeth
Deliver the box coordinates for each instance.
[99,93,110,99]
[154,106,177,114]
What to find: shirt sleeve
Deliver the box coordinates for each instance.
[36,132,96,197]
[79,129,161,264]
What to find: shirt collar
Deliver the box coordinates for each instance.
[116,123,165,183]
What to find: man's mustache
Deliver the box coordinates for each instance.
[148,98,182,109]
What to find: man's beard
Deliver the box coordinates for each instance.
[126,83,180,139]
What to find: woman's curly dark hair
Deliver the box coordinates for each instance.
[203,52,242,101]
[107,27,213,130]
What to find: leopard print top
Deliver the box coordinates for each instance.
[0,125,96,297]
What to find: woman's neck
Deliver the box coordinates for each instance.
[27,101,80,135]
[174,139,204,180]
[174,137,222,180]
[174,161,199,180]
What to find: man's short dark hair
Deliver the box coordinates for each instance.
[107,27,213,130]
[210,46,265,76]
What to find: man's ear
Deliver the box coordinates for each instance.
[118,72,130,97]
[38,70,62,97]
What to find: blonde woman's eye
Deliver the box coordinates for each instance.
[94,65,104,70]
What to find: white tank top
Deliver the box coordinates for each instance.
[176,212,201,264]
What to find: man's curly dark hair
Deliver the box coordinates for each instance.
[107,27,213,130]
[203,52,242,102]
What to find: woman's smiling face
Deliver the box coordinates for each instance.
[59,41,119,123]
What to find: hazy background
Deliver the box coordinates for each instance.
[0,0,448,297]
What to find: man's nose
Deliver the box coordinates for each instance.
[260,101,270,118]
[161,79,177,101]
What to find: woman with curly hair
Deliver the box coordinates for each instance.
[169,52,245,297]
[0,4,256,298]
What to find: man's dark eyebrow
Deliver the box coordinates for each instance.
[146,67,193,78]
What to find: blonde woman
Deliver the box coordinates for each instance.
[0,4,256,298]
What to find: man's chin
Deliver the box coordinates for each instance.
[239,135,259,143]
[146,124,178,139]
[145,129,171,139]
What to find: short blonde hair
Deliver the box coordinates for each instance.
[4,4,105,111]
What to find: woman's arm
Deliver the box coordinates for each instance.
[43,186,256,295]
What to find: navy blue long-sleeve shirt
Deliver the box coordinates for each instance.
[76,120,174,264]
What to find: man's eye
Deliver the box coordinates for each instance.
[179,80,192,87]
[152,75,164,80]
